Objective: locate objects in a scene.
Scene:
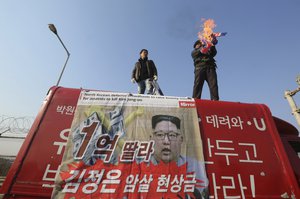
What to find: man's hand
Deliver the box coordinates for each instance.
[153,75,158,81]
[211,34,218,45]
[131,78,136,83]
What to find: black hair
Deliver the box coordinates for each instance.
[140,49,148,54]
[152,115,181,129]
[193,40,201,48]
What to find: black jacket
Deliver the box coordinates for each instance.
[191,46,217,67]
[131,59,157,82]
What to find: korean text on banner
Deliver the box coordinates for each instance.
[51,91,209,199]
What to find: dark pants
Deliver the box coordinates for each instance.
[137,78,153,94]
[192,65,219,100]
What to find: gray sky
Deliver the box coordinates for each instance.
[0,0,299,130]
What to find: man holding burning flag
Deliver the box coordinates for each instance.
[192,19,226,100]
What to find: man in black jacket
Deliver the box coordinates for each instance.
[191,40,219,100]
[131,49,158,94]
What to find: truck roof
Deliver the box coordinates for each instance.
[1,86,299,198]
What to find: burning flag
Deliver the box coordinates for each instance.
[197,18,227,54]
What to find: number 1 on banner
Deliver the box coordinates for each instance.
[74,121,99,159]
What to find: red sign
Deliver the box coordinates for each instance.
[196,100,299,198]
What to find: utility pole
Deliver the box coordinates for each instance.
[48,24,70,86]
[284,75,300,129]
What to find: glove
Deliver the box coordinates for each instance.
[131,78,136,83]
[153,75,158,81]
[220,32,227,36]
[211,34,218,45]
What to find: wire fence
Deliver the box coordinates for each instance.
[0,115,34,137]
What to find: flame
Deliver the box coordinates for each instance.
[198,18,217,42]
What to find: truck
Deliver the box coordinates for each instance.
[0,86,299,198]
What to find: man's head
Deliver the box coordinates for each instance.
[193,40,202,49]
[151,115,183,163]
[140,49,148,59]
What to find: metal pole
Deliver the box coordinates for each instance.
[48,24,70,86]
[284,89,300,128]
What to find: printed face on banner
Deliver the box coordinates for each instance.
[151,120,183,163]
[52,91,209,199]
